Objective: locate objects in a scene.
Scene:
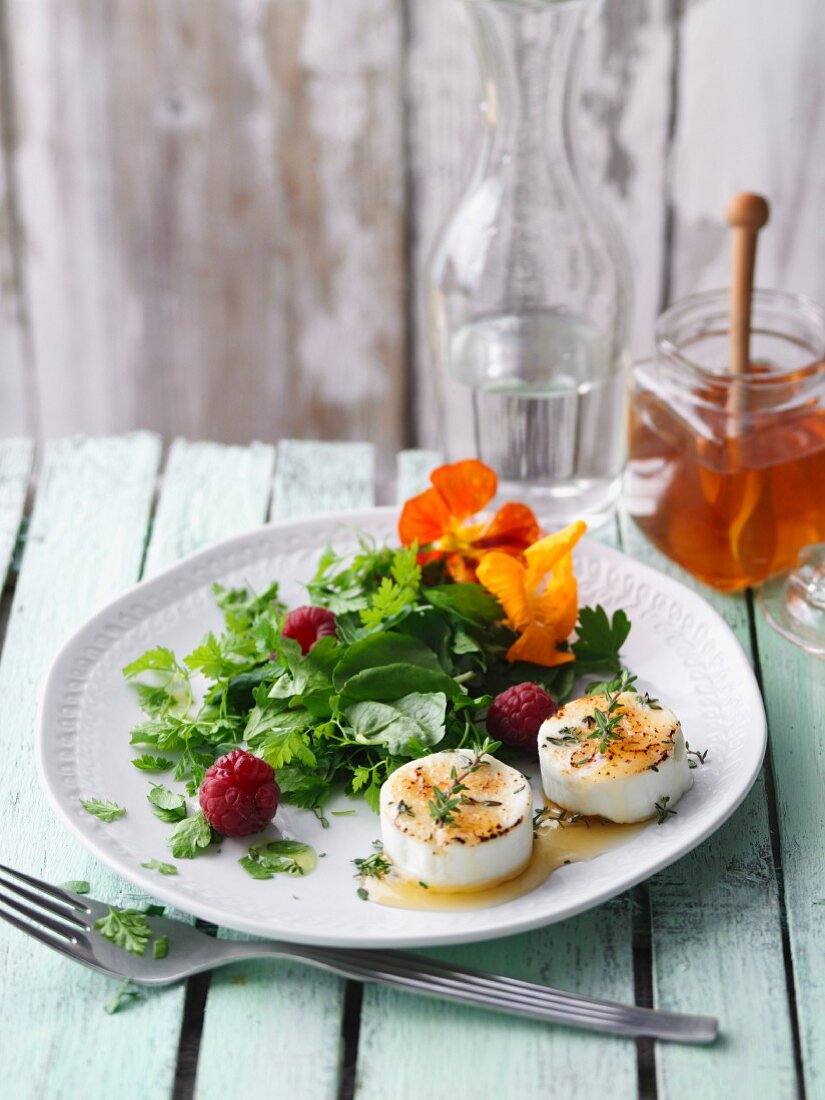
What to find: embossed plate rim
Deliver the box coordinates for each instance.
[36,508,766,947]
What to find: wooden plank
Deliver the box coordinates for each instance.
[273,439,375,518]
[354,456,637,1100]
[194,441,377,1100]
[396,447,442,500]
[0,437,33,583]
[144,438,275,576]
[0,49,34,438]
[406,0,673,453]
[356,899,637,1100]
[667,0,825,302]
[6,0,405,460]
[0,434,169,1098]
[618,514,798,1099]
[754,613,825,1097]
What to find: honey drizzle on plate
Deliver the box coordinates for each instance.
[363,802,646,913]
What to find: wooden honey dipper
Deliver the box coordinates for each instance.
[725,192,770,432]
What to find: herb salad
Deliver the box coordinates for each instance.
[122,537,629,825]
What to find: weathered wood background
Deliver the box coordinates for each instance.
[0,0,823,461]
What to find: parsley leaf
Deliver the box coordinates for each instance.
[94,907,152,955]
[147,784,188,823]
[80,798,126,823]
[141,859,178,876]
[105,979,142,1015]
[168,810,213,859]
[131,754,175,773]
[572,605,631,673]
[60,880,90,895]
[359,547,422,629]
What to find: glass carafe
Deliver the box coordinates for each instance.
[427,0,631,526]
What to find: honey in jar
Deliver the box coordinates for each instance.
[626,290,825,591]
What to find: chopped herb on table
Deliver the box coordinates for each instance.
[104,979,142,1015]
[59,880,90,895]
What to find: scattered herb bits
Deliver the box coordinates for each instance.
[94,907,152,956]
[239,839,318,880]
[80,798,126,823]
[141,859,178,876]
[147,784,188,823]
[60,880,90,895]
[168,811,213,859]
[105,979,142,1015]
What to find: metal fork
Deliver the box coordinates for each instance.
[0,864,717,1043]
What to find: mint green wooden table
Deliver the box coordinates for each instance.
[0,435,821,1100]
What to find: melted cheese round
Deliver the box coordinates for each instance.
[379,751,533,891]
[539,691,693,823]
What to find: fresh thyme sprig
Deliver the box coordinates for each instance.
[533,806,582,835]
[427,737,501,827]
[353,840,391,880]
[588,669,636,754]
[685,742,709,769]
[654,796,677,824]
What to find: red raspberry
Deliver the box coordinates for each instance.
[486,682,557,752]
[199,749,280,837]
[281,605,337,655]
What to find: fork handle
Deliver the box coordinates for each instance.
[220,941,718,1044]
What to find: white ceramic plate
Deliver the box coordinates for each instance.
[37,508,766,948]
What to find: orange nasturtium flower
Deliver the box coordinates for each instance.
[476,520,587,667]
[398,459,540,583]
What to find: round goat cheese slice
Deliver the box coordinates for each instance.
[539,691,693,824]
[379,751,533,891]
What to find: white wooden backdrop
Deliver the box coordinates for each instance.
[0,0,823,461]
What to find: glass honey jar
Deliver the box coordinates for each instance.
[626,289,825,593]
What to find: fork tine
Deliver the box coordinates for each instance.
[0,902,117,979]
[0,864,89,912]
[0,875,91,932]
[0,891,91,945]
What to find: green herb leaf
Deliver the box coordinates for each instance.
[141,859,178,876]
[345,692,447,756]
[353,841,391,880]
[60,880,90,895]
[168,810,213,859]
[131,754,175,773]
[655,796,677,824]
[105,978,142,1015]
[423,584,503,626]
[147,784,188,824]
[81,798,126,823]
[572,605,631,673]
[94,907,152,955]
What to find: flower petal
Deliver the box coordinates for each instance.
[476,552,532,632]
[523,521,587,594]
[476,502,541,552]
[531,552,579,641]
[506,623,575,667]
[444,552,480,584]
[399,486,452,546]
[430,459,497,522]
